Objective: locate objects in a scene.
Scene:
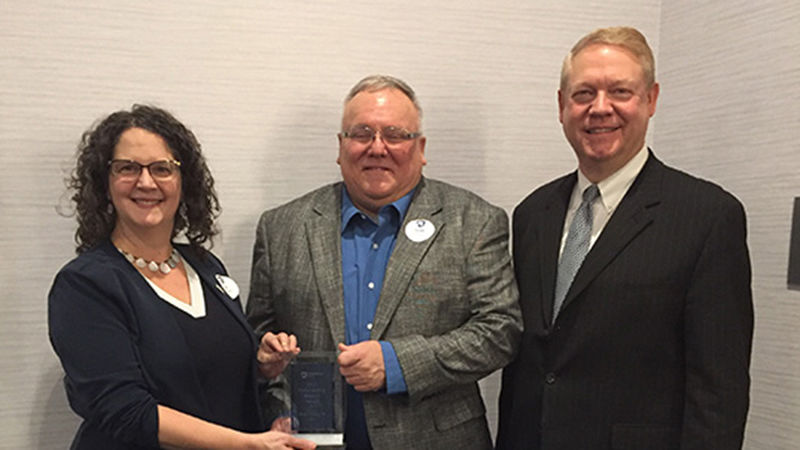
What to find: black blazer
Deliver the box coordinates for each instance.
[49,240,264,449]
[496,152,753,450]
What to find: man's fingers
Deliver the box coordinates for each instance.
[257,350,280,364]
[260,332,281,352]
[261,331,301,354]
[277,332,289,349]
[337,351,357,368]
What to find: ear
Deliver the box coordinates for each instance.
[647,82,660,117]
[336,134,343,165]
[418,136,427,165]
[557,89,565,124]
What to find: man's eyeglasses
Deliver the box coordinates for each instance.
[341,126,421,147]
[108,159,181,181]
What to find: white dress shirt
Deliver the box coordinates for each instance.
[559,146,649,258]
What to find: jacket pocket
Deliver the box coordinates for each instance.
[611,423,680,450]
[432,386,486,431]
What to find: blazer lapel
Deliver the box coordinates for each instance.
[561,153,664,312]
[540,174,577,327]
[372,178,443,339]
[306,185,347,346]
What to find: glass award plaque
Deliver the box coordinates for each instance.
[287,351,344,446]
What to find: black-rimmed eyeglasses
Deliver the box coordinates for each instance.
[108,159,181,181]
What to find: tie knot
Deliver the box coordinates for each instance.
[582,184,600,204]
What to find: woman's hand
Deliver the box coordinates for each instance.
[245,431,316,450]
[158,405,315,450]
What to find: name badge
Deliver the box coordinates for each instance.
[405,218,435,243]
[215,274,240,299]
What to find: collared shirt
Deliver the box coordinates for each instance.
[341,187,414,448]
[560,146,649,257]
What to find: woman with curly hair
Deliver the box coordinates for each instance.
[48,105,314,450]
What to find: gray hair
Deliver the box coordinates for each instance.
[344,74,423,119]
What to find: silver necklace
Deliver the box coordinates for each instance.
[118,248,180,274]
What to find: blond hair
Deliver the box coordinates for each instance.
[560,26,655,91]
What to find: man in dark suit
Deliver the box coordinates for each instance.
[496,27,753,449]
[247,75,522,449]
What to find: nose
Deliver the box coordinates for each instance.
[366,131,388,156]
[589,91,613,115]
[135,167,158,188]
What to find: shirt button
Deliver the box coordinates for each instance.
[545,372,557,384]
[366,323,373,330]
[367,281,375,289]
[372,243,379,250]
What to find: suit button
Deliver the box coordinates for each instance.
[545,372,557,384]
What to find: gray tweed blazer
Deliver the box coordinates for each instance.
[247,177,522,449]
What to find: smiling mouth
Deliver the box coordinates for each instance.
[132,199,162,206]
[586,126,620,134]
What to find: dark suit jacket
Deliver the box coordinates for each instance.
[496,152,753,450]
[48,240,263,449]
[247,177,522,449]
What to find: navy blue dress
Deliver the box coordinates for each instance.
[48,240,264,449]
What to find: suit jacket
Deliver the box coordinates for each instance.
[247,177,522,449]
[48,240,263,449]
[496,152,753,450]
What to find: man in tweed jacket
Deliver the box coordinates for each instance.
[246,75,522,449]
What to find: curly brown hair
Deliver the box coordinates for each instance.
[68,104,220,253]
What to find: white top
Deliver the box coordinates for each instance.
[559,146,649,258]
[142,254,206,318]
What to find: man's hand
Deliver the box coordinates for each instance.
[337,341,386,392]
[257,332,300,379]
[270,416,292,433]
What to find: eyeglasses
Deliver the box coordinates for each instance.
[341,125,421,147]
[108,159,181,180]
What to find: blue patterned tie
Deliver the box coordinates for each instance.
[553,184,600,323]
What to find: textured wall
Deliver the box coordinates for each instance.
[656,1,800,448]
[5,1,796,448]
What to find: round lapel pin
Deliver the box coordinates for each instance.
[215,274,240,299]
[404,218,435,243]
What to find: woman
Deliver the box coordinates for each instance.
[48,105,314,450]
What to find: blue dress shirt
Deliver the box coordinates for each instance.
[341,188,413,448]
